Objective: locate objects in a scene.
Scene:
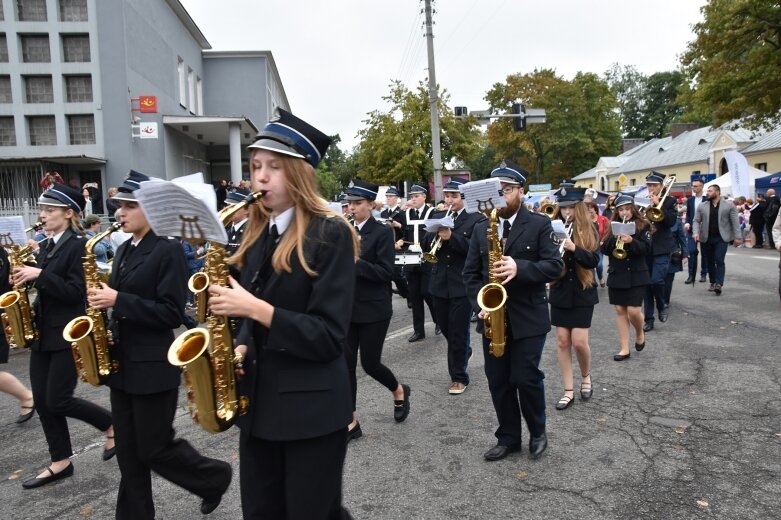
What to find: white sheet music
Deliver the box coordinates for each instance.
[424,216,454,232]
[459,179,507,214]
[0,216,28,245]
[634,196,652,208]
[611,221,636,236]
[135,179,228,244]
[550,219,569,240]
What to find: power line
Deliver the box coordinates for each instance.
[395,3,424,81]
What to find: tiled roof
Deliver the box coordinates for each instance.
[573,167,596,180]
[742,126,781,154]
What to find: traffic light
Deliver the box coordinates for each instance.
[512,103,525,131]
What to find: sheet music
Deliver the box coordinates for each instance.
[171,172,218,214]
[634,196,652,208]
[424,216,454,232]
[459,179,507,214]
[0,216,28,246]
[611,221,636,236]
[135,179,228,244]
[550,219,569,239]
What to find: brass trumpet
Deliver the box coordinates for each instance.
[611,216,630,260]
[541,203,557,218]
[422,205,453,264]
[645,176,676,222]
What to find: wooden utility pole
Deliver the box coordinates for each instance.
[424,0,443,201]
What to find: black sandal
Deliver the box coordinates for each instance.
[580,374,593,401]
[555,390,574,410]
[16,404,35,424]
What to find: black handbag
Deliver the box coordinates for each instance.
[670,248,683,266]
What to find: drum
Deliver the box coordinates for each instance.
[395,252,421,265]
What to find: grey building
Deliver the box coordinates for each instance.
[0,0,289,213]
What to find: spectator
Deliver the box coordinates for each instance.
[38,171,64,190]
[83,214,112,263]
[693,184,741,295]
[749,193,767,248]
[82,189,93,216]
[773,211,781,300]
[587,201,609,287]
[105,187,120,222]
[764,188,780,250]
[215,180,228,209]
[179,239,204,307]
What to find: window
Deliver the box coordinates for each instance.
[62,34,90,62]
[17,0,47,21]
[196,77,203,115]
[692,170,701,175]
[755,163,767,172]
[28,116,56,145]
[0,76,11,103]
[187,67,195,113]
[67,114,95,144]
[21,34,50,62]
[630,179,636,186]
[177,57,186,106]
[0,35,7,62]
[59,0,87,21]
[614,181,620,191]
[64,75,92,102]
[0,3,4,21]
[24,75,53,103]
[0,117,16,146]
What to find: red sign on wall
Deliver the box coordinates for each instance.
[139,96,158,113]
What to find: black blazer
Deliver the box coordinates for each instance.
[236,216,355,441]
[352,217,394,323]
[601,226,652,289]
[549,242,599,309]
[380,206,405,242]
[649,196,678,254]
[107,232,187,395]
[686,194,707,229]
[463,206,563,340]
[423,209,484,299]
[33,228,87,352]
[225,220,247,256]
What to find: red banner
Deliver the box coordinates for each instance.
[139,95,157,113]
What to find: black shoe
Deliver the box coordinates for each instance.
[22,462,74,489]
[684,276,695,284]
[708,283,715,292]
[580,375,593,401]
[483,444,520,461]
[555,392,574,410]
[407,332,425,342]
[434,325,441,335]
[102,434,116,461]
[393,384,411,423]
[699,275,707,282]
[406,300,412,309]
[529,432,548,460]
[658,306,669,323]
[346,422,363,443]
[16,405,35,424]
[643,322,654,332]
[752,244,763,249]
[613,352,630,361]
[470,312,478,323]
[635,340,646,352]
[200,462,232,515]
[714,283,722,295]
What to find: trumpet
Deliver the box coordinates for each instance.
[541,203,557,218]
[422,205,453,264]
[556,220,573,256]
[645,176,676,222]
[611,216,630,260]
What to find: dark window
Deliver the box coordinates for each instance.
[21,34,50,62]
[59,0,87,22]
[0,35,7,62]
[28,115,56,145]
[0,76,12,103]
[17,0,47,21]
[67,114,95,144]
[62,34,89,62]
[64,75,92,102]
[755,163,767,172]
[0,117,15,146]
[24,75,53,103]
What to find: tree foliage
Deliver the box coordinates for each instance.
[604,64,647,138]
[355,80,481,186]
[485,69,621,184]
[681,0,781,130]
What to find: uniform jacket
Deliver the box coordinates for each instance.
[107,232,187,395]
[352,217,394,323]
[649,196,678,254]
[749,199,767,229]
[33,228,87,352]
[549,234,599,309]
[235,216,355,441]
[667,218,689,275]
[402,205,435,251]
[693,197,741,243]
[422,209,484,299]
[225,220,247,256]
[600,225,652,289]
[380,206,405,242]
[463,206,563,340]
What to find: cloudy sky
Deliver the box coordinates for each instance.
[179,0,705,150]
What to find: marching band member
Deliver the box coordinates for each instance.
[344,180,410,442]
[463,162,563,461]
[601,194,652,361]
[88,171,232,518]
[397,184,437,342]
[12,185,114,489]
[208,109,358,519]
[224,187,252,256]
[548,187,599,410]
[380,187,409,299]
[421,178,483,395]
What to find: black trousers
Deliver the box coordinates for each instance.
[432,295,472,385]
[483,334,546,447]
[239,428,352,520]
[110,387,231,520]
[29,349,112,461]
[405,264,435,335]
[345,319,398,410]
[391,265,409,299]
[767,220,777,249]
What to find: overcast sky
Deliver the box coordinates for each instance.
[179,0,705,150]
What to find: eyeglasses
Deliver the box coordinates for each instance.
[501,186,517,194]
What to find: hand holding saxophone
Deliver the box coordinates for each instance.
[86,282,117,309]
[11,265,41,285]
[208,275,274,327]
[233,343,247,376]
[492,255,517,284]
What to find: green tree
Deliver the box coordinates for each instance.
[315,160,342,201]
[681,0,781,130]
[355,80,481,186]
[604,63,647,138]
[321,134,359,193]
[640,71,686,139]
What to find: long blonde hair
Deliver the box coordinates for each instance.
[553,201,598,289]
[228,151,358,276]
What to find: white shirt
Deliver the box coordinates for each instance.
[270,207,295,236]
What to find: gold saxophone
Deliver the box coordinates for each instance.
[168,191,263,433]
[476,208,508,357]
[0,222,43,349]
[63,222,122,386]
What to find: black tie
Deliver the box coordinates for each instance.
[120,243,137,272]
[503,220,512,240]
[412,209,419,221]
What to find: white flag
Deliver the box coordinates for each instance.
[725,151,750,198]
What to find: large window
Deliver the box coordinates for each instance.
[17,0,47,21]
[67,114,95,144]
[177,57,186,106]
[0,76,11,103]
[0,35,7,62]
[61,34,90,62]
[187,67,195,114]
[24,75,53,103]
[0,117,16,146]
[64,75,92,102]
[21,34,50,62]
[196,77,203,115]
[59,0,87,22]
[28,116,56,146]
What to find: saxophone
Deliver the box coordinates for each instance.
[168,191,263,433]
[476,208,508,357]
[63,222,122,386]
[0,222,43,349]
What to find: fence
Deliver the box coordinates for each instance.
[0,198,40,228]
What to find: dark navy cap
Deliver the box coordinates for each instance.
[344,180,379,201]
[38,183,85,214]
[614,194,635,208]
[556,186,587,207]
[339,193,348,206]
[646,171,665,184]
[409,184,428,195]
[490,161,527,186]
[385,187,400,197]
[443,178,467,193]
[224,188,251,205]
[248,108,331,168]
[112,170,151,201]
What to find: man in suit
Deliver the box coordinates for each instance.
[764,188,780,250]
[463,162,563,461]
[380,187,409,299]
[684,177,708,283]
[223,187,251,256]
[692,183,741,295]
[643,171,678,332]
[748,193,767,248]
[422,179,483,395]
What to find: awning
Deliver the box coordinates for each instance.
[162,116,258,146]
[0,155,107,165]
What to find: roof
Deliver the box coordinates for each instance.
[742,126,781,154]
[599,157,629,168]
[166,0,211,50]
[573,167,596,180]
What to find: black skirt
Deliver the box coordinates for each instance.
[0,334,8,364]
[608,286,646,307]
[551,305,595,329]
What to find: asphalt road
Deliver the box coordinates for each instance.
[1,246,779,519]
